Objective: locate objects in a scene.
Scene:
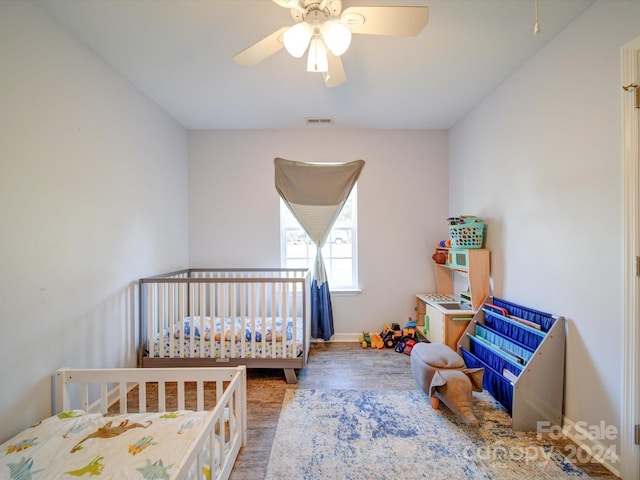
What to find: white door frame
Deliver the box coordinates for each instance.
[622,37,640,480]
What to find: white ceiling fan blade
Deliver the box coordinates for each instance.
[272,0,306,14]
[272,0,299,8]
[341,6,429,36]
[233,26,289,66]
[324,54,346,87]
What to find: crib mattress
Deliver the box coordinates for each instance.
[149,317,304,359]
[1,409,215,479]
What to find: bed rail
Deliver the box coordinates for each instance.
[55,366,244,415]
[54,366,246,480]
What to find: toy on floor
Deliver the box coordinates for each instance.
[410,342,484,427]
[395,337,417,355]
[402,319,417,340]
[381,323,402,348]
[359,332,384,349]
[370,332,384,349]
[381,323,399,348]
[379,318,420,354]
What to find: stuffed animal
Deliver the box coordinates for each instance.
[410,342,484,427]
[427,368,484,427]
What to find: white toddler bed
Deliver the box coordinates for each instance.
[139,268,311,383]
[0,366,246,480]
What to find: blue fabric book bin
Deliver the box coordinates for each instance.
[458,296,565,431]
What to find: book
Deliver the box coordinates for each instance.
[497,345,525,364]
[510,315,541,330]
[503,368,518,383]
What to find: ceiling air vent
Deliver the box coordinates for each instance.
[306,117,333,125]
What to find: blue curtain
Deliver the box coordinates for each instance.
[310,249,333,340]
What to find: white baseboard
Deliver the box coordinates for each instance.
[558,416,621,478]
[312,333,362,343]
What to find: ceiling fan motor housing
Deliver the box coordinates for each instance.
[291,0,343,22]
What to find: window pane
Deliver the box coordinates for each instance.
[287,258,309,269]
[280,186,357,290]
[327,258,353,288]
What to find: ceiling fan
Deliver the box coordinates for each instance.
[233,0,429,87]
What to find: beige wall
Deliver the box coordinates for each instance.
[0,2,189,441]
[188,129,449,336]
[450,0,640,474]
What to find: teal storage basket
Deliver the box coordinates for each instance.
[449,222,485,248]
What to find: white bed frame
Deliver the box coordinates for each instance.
[55,366,246,480]
[139,268,311,383]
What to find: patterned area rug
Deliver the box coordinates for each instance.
[265,389,588,480]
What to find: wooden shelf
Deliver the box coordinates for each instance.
[434,248,490,311]
[414,248,490,349]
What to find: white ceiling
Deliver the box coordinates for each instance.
[36,0,596,130]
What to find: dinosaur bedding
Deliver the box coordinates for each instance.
[1,409,219,479]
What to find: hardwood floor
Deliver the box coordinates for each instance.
[229,342,617,479]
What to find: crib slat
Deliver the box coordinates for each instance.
[261,281,267,358]
[196,380,204,411]
[119,382,127,414]
[219,282,225,359]
[100,383,108,413]
[189,283,195,358]
[158,381,166,412]
[209,282,218,357]
[292,280,298,359]
[216,379,223,400]
[199,282,206,358]
[271,282,277,357]
[81,384,89,412]
[148,285,155,359]
[168,282,175,359]
[240,282,246,358]
[209,281,215,360]
[208,423,219,476]
[138,381,146,413]
[250,283,256,355]
[181,283,187,358]
[158,285,164,359]
[177,380,185,410]
[196,446,204,479]
[280,281,287,358]
[230,282,237,358]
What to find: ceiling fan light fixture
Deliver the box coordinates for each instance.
[320,20,351,56]
[307,36,329,72]
[283,22,313,58]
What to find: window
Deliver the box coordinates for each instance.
[281,186,358,291]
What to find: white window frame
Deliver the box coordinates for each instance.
[280,186,359,292]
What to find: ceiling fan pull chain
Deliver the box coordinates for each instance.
[534,0,541,35]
